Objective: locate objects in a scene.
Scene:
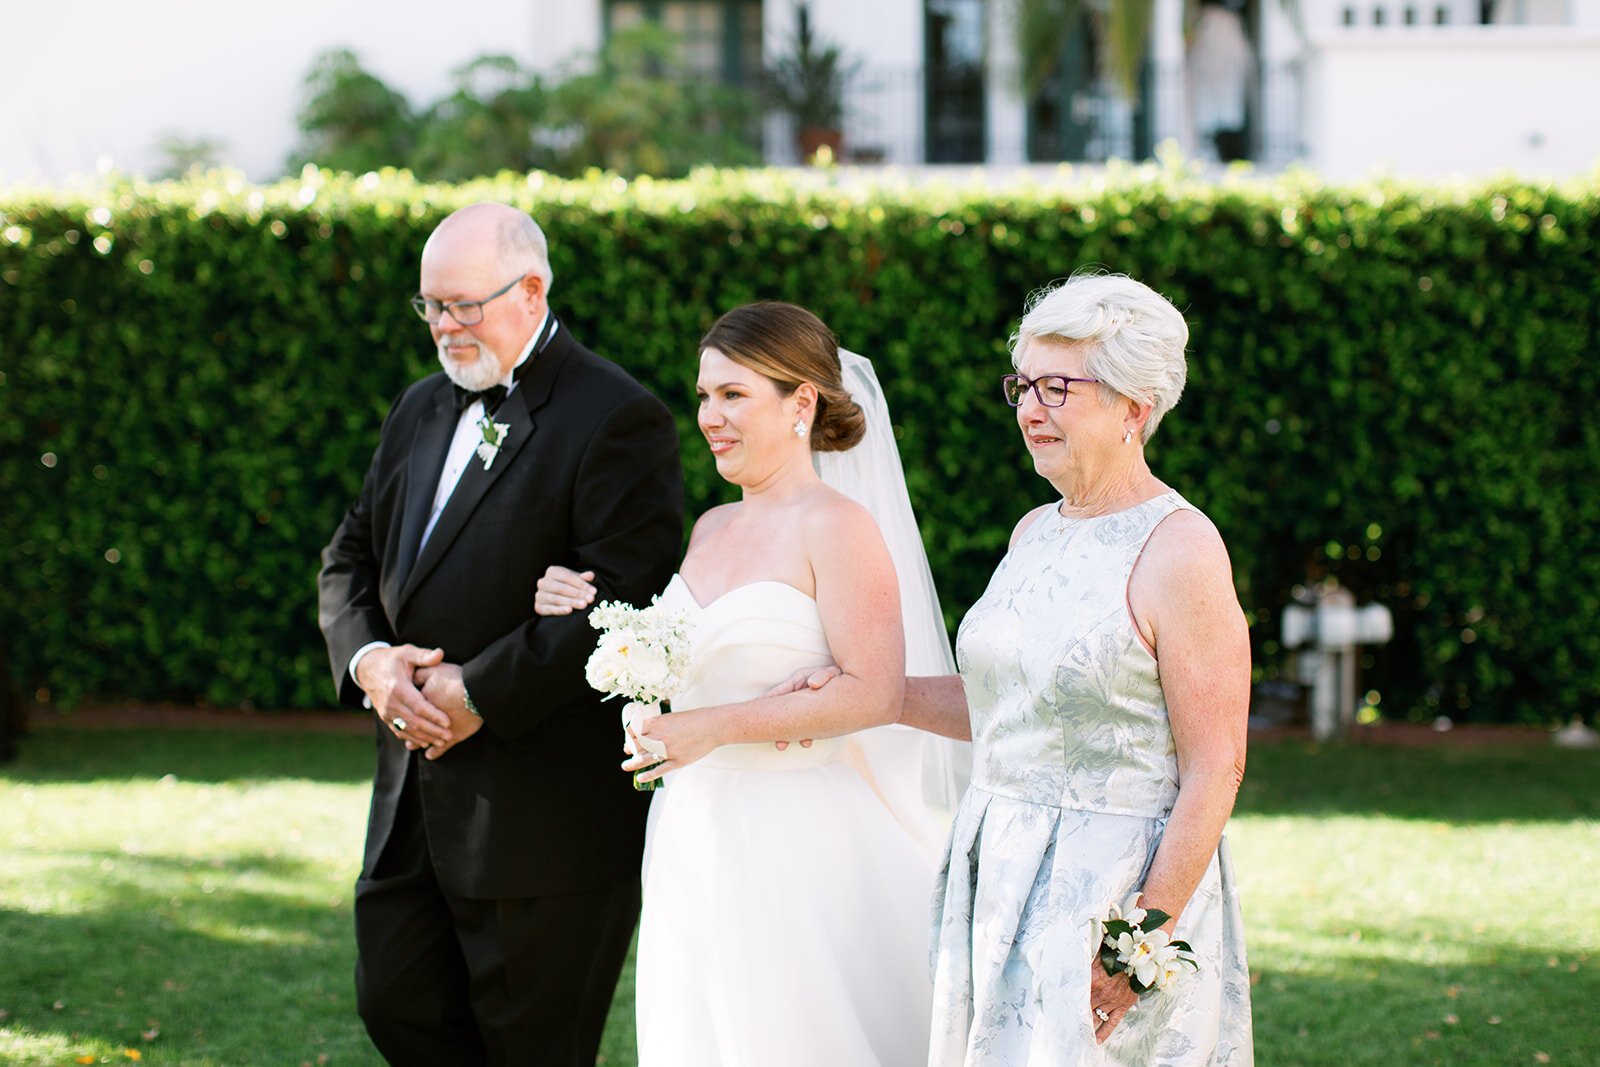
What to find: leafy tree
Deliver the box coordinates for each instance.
[410,55,556,182]
[285,32,758,180]
[547,24,761,178]
[288,48,416,174]
[150,130,229,180]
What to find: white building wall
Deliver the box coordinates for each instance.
[529,2,605,71]
[0,0,560,186]
[7,0,1600,186]
[1303,27,1600,178]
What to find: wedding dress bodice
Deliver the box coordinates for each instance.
[638,573,935,1067]
[660,574,847,771]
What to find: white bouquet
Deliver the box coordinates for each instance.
[1096,895,1199,995]
[585,597,694,790]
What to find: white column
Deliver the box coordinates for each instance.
[985,0,1027,163]
[1151,0,1189,151]
[528,0,604,74]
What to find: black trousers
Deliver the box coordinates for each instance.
[354,762,640,1067]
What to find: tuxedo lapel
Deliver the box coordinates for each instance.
[386,386,456,610]
[399,329,572,605]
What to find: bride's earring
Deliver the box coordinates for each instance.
[794,418,808,438]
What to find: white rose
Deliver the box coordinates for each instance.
[626,641,673,695]
[586,629,636,693]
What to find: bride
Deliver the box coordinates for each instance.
[532,302,963,1065]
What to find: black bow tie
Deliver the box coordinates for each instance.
[453,383,507,413]
[448,315,558,415]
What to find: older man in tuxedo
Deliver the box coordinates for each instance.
[318,203,683,1065]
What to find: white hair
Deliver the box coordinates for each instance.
[498,213,553,292]
[1009,272,1189,442]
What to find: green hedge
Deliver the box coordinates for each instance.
[2,165,1596,723]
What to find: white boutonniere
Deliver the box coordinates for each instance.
[475,414,510,470]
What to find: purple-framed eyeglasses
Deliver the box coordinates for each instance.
[1001,373,1101,408]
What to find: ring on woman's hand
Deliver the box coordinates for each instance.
[393,718,408,732]
[1094,1007,1110,1022]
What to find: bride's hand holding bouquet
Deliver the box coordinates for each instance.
[583,596,694,790]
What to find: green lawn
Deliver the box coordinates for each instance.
[1,729,1595,1065]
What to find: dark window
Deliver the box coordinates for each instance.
[606,0,763,85]
[925,0,986,162]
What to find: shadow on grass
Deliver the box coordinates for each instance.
[4,845,639,1066]
[0,860,379,1065]
[1,729,374,785]
[10,730,1599,823]
[1236,741,1600,824]
[15,845,336,886]
[1251,947,1598,1067]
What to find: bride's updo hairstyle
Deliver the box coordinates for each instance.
[700,302,866,452]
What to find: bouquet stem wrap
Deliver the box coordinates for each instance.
[622,700,669,791]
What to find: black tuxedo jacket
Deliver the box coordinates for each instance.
[317,320,684,898]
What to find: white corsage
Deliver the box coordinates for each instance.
[475,415,510,470]
[1096,894,1198,995]
[585,597,694,791]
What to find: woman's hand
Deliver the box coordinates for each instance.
[622,710,725,786]
[1088,961,1141,1043]
[534,566,596,616]
[762,665,839,749]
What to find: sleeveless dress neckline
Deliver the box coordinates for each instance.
[667,572,816,612]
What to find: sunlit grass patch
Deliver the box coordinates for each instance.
[2,729,1595,1065]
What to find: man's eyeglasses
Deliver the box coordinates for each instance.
[1001,373,1102,408]
[410,274,528,326]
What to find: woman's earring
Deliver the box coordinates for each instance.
[794,419,808,438]
[1123,428,1134,444]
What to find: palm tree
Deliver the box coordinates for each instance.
[1011,0,1294,100]
[1014,0,1149,100]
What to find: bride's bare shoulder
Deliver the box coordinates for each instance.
[800,483,875,533]
[797,487,890,578]
[686,503,740,548]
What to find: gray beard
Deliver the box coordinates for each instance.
[437,341,503,392]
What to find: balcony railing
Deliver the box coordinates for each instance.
[767,61,1305,169]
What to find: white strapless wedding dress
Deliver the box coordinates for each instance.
[634,574,938,1066]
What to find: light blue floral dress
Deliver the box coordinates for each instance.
[929,492,1253,1066]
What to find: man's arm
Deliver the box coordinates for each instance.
[317,391,453,742]
[461,391,684,739]
[317,421,398,708]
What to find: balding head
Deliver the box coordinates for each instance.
[423,203,553,292]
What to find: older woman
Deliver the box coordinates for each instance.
[894,274,1253,1064]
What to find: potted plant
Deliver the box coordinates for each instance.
[766,3,857,162]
